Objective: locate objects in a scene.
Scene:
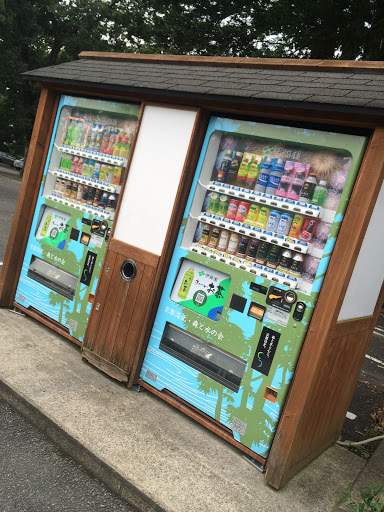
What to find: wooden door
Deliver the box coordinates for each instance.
[82,238,159,383]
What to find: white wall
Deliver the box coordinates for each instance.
[113,105,197,255]
[338,179,384,321]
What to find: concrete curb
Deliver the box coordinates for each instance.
[0,379,165,512]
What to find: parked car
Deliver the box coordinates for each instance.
[0,151,16,166]
[13,158,24,170]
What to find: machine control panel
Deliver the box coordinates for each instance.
[266,285,297,312]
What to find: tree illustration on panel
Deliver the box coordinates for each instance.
[197,374,235,423]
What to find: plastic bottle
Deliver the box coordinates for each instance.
[72,121,82,148]
[226,152,243,185]
[311,180,328,206]
[300,173,317,202]
[265,158,285,195]
[71,156,79,174]
[255,156,272,193]
[235,153,252,187]
[245,155,262,190]
[113,130,122,157]
[119,132,131,159]
[80,122,89,149]
[65,119,75,146]
[178,268,194,299]
[216,150,232,183]
[286,163,310,200]
[276,161,295,197]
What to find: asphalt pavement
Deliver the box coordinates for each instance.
[0,398,135,512]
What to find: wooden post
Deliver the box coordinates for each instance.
[265,125,384,488]
[0,87,59,307]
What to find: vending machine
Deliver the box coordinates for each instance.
[14,95,140,343]
[139,116,368,460]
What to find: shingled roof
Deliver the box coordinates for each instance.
[23,53,384,117]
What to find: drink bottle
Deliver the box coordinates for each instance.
[235,153,252,188]
[276,161,295,197]
[65,119,75,146]
[245,155,262,190]
[288,253,304,277]
[311,180,327,206]
[178,268,194,299]
[300,173,317,202]
[113,130,122,157]
[216,150,232,183]
[277,249,293,273]
[226,152,243,185]
[119,133,131,159]
[265,158,284,195]
[255,156,272,193]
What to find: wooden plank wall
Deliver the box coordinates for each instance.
[265,125,384,488]
[0,88,59,306]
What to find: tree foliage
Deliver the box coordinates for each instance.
[0,0,383,156]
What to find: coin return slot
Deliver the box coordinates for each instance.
[264,386,278,404]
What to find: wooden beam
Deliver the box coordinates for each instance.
[78,52,384,74]
[0,88,59,307]
[265,124,384,488]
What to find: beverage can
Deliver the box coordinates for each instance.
[266,210,281,232]
[244,203,260,226]
[216,195,229,217]
[217,230,230,251]
[77,184,84,201]
[59,179,66,195]
[266,245,282,269]
[199,224,211,245]
[106,166,114,184]
[288,252,304,277]
[82,185,89,203]
[207,227,221,248]
[226,233,240,254]
[236,236,249,258]
[106,193,116,211]
[276,212,294,236]
[255,241,270,265]
[100,164,108,182]
[289,214,305,239]
[207,192,220,214]
[71,182,78,200]
[81,158,89,176]
[299,217,318,242]
[235,201,250,223]
[101,192,109,207]
[277,249,293,273]
[88,160,95,178]
[245,239,260,261]
[93,188,102,207]
[112,166,122,185]
[65,180,72,197]
[254,206,271,230]
[226,199,240,220]
[87,187,96,205]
